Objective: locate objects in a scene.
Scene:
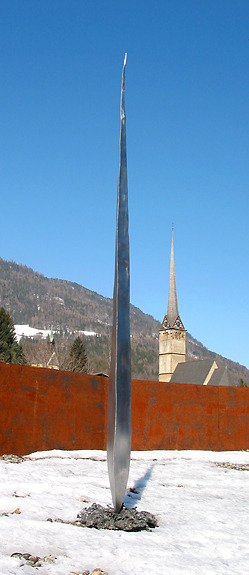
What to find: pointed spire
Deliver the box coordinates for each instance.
[167,227,178,327]
[160,227,184,331]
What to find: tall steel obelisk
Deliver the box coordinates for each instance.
[107,54,131,513]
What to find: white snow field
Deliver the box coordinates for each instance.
[14,325,97,342]
[0,449,249,575]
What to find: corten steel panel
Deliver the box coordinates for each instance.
[130,380,249,451]
[1,364,249,454]
[217,385,249,451]
[131,380,220,451]
[0,363,107,456]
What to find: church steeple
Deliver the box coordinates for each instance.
[161,228,184,331]
[159,229,186,382]
[167,229,178,327]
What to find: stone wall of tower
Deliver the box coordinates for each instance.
[159,328,186,382]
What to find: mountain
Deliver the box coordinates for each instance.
[0,257,248,384]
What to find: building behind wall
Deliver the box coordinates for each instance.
[159,230,186,382]
[159,232,236,387]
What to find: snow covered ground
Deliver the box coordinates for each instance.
[0,449,249,575]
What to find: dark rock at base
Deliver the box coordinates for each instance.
[77,503,157,531]
[10,553,56,567]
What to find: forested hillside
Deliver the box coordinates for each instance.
[0,258,248,383]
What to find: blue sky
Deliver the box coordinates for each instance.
[1,1,248,368]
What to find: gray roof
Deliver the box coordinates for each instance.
[208,367,235,387]
[171,359,236,387]
[170,359,216,385]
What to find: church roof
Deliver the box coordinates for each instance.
[208,367,235,387]
[170,359,236,387]
[160,230,184,331]
[170,359,217,385]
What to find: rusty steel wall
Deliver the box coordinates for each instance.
[131,380,249,451]
[0,363,107,455]
[0,363,249,455]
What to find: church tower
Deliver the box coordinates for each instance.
[159,230,186,382]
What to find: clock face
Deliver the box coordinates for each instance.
[161,315,185,331]
[163,318,170,329]
[173,316,184,330]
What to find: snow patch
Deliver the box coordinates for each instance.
[78,330,97,337]
[0,449,249,574]
[14,325,50,342]
[53,297,65,305]
[14,325,98,342]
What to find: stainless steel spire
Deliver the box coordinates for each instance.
[167,228,179,327]
[107,53,131,513]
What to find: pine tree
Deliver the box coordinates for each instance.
[0,307,26,364]
[68,336,88,373]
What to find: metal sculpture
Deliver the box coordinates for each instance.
[107,53,131,513]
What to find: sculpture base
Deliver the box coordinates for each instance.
[77,503,157,532]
